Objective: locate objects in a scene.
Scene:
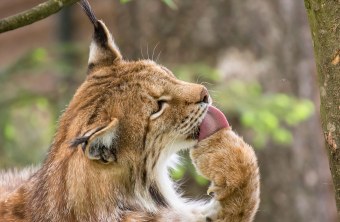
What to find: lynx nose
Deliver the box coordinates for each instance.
[200,87,210,104]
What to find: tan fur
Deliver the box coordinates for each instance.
[0,3,259,221]
[191,129,260,222]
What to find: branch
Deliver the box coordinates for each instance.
[0,0,79,33]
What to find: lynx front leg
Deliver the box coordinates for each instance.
[191,128,260,222]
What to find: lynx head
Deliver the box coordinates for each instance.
[55,0,211,187]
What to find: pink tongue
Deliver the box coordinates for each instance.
[198,106,229,141]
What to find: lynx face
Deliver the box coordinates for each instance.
[69,59,210,166]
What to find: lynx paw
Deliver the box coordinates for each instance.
[190,128,258,200]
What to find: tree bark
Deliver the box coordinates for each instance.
[304,0,340,216]
[0,0,79,33]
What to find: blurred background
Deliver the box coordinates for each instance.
[0,0,337,221]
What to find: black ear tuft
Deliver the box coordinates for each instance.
[79,0,98,27]
[79,0,107,46]
[70,136,89,148]
[70,126,105,152]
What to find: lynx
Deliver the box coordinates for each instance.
[0,1,260,221]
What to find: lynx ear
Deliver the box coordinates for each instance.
[80,0,122,69]
[71,119,119,163]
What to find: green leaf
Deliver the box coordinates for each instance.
[273,94,291,109]
[241,111,256,127]
[258,110,279,130]
[285,101,314,125]
[194,174,209,186]
[247,82,262,96]
[120,0,132,3]
[36,98,49,110]
[162,0,177,10]
[171,166,185,180]
[4,124,15,140]
[31,48,47,63]
[272,128,293,144]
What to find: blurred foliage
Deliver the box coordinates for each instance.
[0,45,87,169]
[172,63,314,185]
[171,151,209,186]
[0,97,54,168]
[0,48,47,80]
[217,81,314,147]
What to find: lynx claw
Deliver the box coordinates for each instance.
[207,187,215,196]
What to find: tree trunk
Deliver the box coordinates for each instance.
[304,0,340,217]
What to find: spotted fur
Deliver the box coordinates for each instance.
[0,1,259,221]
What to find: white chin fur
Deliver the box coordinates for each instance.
[152,139,200,210]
